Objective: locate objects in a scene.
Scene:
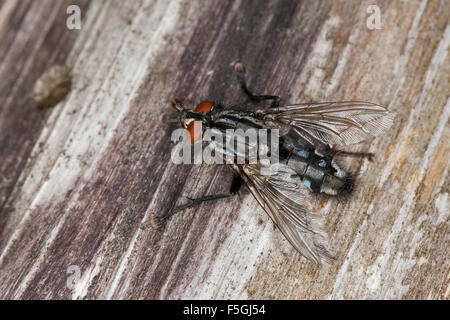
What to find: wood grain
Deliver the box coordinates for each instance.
[0,0,448,299]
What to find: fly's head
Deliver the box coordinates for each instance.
[170,98,216,143]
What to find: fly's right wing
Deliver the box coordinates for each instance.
[233,162,333,265]
[257,101,395,148]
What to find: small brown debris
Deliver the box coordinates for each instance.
[32,65,72,109]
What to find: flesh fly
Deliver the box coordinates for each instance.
[152,63,394,265]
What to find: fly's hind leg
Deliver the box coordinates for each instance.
[234,62,281,108]
[327,148,374,161]
[151,173,243,229]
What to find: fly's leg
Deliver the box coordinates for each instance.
[170,97,184,111]
[228,171,244,193]
[151,194,233,228]
[234,62,281,108]
[329,149,374,161]
[151,173,243,229]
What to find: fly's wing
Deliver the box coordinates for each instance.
[233,163,333,265]
[257,101,395,148]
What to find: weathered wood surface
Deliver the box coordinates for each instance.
[0,0,448,300]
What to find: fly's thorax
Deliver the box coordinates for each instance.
[200,111,282,164]
[211,110,266,131]
[286,148,352,196]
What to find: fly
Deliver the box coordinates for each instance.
[151,63,395,265]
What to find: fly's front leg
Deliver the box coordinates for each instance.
[234,62,281,108]
[151,173,243,229]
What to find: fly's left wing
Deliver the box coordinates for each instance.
[233,162,333,265]
[257,101,395,148]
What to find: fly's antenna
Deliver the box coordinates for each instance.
[170,97,184,112]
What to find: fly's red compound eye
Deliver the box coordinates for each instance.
[183,101,212,143]
[195,101,214,113]
[186,120,202,143]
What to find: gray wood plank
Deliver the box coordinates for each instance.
[0,0,448,299]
